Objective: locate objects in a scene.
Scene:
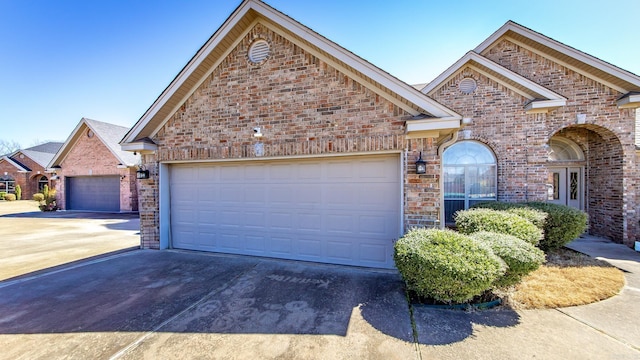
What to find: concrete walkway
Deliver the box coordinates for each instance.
[564,236,640,351]
[415,236,640,359]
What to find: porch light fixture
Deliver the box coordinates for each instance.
[415,152,427,174]
[136,166,150,180]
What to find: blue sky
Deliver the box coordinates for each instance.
[1,0,638,148]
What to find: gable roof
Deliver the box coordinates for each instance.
[474,21,640,95]
[49,118,140,168]
[121,0,460,147]
[422,51,567,114]
[0,155,29,172]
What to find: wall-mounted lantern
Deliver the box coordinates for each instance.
[136,166,150,180]
[415,152,426,174]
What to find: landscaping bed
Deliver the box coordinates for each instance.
[395,202,624,310]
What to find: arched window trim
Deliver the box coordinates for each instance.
[548,136,584,161]
[443,140,498,224]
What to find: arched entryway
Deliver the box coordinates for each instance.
[548,126,626,241]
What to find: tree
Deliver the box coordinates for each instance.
[0,139,21,155]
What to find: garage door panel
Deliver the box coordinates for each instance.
[360,244,388,263]
[170,155,400,268]
[271,237,293,254]
[298,213,322,231]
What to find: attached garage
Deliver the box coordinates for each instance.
[66,176,120,212]
[167,155,401,268]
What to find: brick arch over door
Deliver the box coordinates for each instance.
[551,125,625,241]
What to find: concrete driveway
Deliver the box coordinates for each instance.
[1,201,638,359]
[0,201,139,281]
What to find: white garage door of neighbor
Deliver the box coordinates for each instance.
[169,155,401,268]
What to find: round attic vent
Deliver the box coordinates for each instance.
[248,40,270,64]
[458,77,477,94]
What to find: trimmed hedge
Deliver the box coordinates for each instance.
[394,228,506,303]
[33,193,45,202]
[470,231,546,287]
[4,193,16,201]
[455,208,543,245]
[473,201,588,251]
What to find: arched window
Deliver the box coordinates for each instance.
[443,141,497,224]
[38,176,48,192]
[548,137,584,161]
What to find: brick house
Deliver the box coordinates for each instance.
[422,21,640,247]
[49,118,139,212]
[0,142,63,199]
[121,0,640,268]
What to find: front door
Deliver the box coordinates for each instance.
[548,167,583,210]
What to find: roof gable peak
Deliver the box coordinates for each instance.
[475,21,640,93]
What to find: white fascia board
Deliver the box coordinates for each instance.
[424,52,566,103]
[250,2,459,119]
[406,118,461,133]
[617,93,640,109]
[524,99,567,113]
[122,3,254,144]
[475,21,640,90]
[1,156,28,172]
[48,118,88,168]
[120,141,158,154]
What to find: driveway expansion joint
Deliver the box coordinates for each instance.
[555,308,640,352]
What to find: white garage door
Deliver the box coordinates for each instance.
[169,155,401,268]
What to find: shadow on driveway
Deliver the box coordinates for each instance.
[0,250,520,349]
[0,210,139,221]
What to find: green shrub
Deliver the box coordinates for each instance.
[455,208,543,245]
[524,202,588,251]
[394,228,506,303]
[473,201,588,251]
[32,193,45,202]
[39,189,58,212]
[15,185,21,200]
[470,231,546,287]
[0,192,5,200]
[4,193,16,201]
[473,202,547,230]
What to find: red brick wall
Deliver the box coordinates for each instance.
[137,24,441,249]
[56,126,138,212]
[431,39,638,245]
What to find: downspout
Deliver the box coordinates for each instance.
[437,131,459,229]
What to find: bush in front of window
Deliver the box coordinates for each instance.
[455,208,543,246]
[472,201,588,252]
[523,202,588,251]
[470,231,546,287]
[32,193,45,202]
[4,193,16,201]
[0,192,5,200]
[394,228,506,303]
[473,201,547,229]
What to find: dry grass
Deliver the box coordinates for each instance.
[499,248,625,309]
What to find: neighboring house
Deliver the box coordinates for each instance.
[120,0,639,269]
[49,118,140,212]
[0,142,63,199]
